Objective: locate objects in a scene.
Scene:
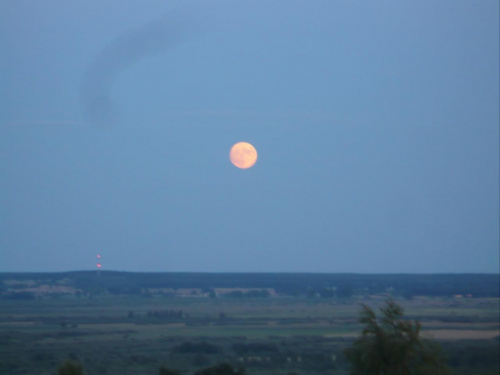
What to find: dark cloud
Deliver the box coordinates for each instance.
[79,0,293,127]
[80,5,205,127]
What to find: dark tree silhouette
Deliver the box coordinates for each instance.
[58,361,84,375]
[159,366,182,375]
[194,362,246,375]
[344,299,450,375]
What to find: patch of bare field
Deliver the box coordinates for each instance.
[403,297,499,308]
[324,332,358,338]
[322,328,500,340]
[426,329,500,340]
[424,321,500,328]
[0,321,36,326]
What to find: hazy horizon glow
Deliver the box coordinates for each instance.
[1,0,498,273]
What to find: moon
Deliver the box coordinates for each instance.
[230,142,258,169]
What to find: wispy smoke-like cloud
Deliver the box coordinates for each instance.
[79,0,302,127]
[80,5,207,127]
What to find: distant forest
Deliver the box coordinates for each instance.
[1,272,498,299]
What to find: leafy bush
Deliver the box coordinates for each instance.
[194,363,245,375]
[58,361,84,375]
[159,366,182,375]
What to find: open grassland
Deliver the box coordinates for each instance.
[1,296,498,341]
[0,295,498,374]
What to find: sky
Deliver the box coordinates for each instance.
[1,0,498,273]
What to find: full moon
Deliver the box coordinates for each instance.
[230,142,258,169]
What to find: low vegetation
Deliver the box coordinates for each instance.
[0,272,498,374]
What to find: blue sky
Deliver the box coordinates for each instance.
[1,0,498,273]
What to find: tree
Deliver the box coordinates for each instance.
[159,366,181,375]
[58,361,84,375]
[344,299,450,375]
[194,363,246,375]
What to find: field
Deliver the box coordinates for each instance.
[0,273,498,374]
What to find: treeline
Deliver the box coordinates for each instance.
[1,271,498,298]
[55,338,499,375]
[59,361,246,375]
